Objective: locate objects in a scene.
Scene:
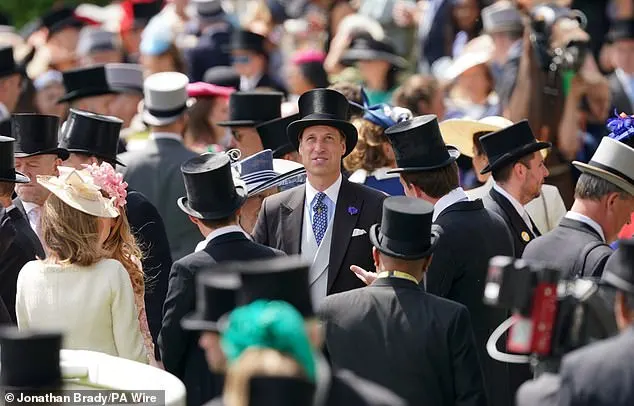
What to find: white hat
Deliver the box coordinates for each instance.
[105,63,143,94]
[142,71,189,127]
[482,1,523,35]
[440,116,513,158]
[446,35,494,81]
[37,166,119,218]
[573,137,634,196]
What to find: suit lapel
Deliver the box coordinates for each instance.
[327,180,362,293]
[489,188,535,248]
[281,186,305,255]
[12,197,45,258]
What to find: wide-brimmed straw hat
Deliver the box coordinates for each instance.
[37,166,119,218]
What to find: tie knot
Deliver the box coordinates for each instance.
[314,192,327,205]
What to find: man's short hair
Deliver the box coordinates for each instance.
[400,162,459,199]
[200,212,238,229]
[0,181,15,196]
[575,173,630,201]
[491,153,534,183]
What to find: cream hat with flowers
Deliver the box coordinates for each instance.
[37,166,119,218]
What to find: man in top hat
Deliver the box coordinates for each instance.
[217,91,284,158]
[13,114,67,258]
[118,71,200,262]
[0,136,34,324]
[119,0,165,64]
[523,137,634,278]
[41,5,91,71]
[204,65,240,89]
[229,29,286,94]
[0,46,22,137]
[253,88,386,309]
[479,119,551,258]
[76,26,124,67]
[105,63,145,144]
[58,108,172,352]
[255,113,301,163]
[320,197,485,406]
[159,152,283,406]
[608,19,634,115]
[354,115,516,405]
[58,65,116,115]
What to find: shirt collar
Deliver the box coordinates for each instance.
[305,174,342,207]
[239,73,264,91]
[149,132,183,142]
[0,103,8,121]
[433,187,469,221]
[22,201,41,214]
[194,224,250,252]
[564,211,606,243]
[493,182,526,217]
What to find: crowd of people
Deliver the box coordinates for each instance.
[1,0,634,405]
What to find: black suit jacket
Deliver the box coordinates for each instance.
[125,190,172,352]
[255,73,287,95]
[484,187,540,258]
[556,326,634,406]
[319,277,487,406]
[0,205,39,322]
[609,73,634,116]
[253,179,386,295]
[426,199,518,406]
[523,217,612,278]
[158,231,283,406]
[12,198,45,258]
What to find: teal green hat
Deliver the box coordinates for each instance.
[220,300,316,383]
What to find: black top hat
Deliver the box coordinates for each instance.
[370,196,441,260]
[217,92,283,127]
[12,114,68,160]
[178,153,248,220]
[385,115,460,173]
[42,6,84,38]
[608,19,634,42]
[132,0,164,27]
[0,46,19,79]
[58,65,113,104]
[602,238,634,295]
[0,327,63,388]
[235,256,314,318]
[0,11,13,28]
[256,113,300,158]
[182,271,240,333]
[248,377,315,406]
[229,30,267,55]
[340,35,408,70]
[287,88,358,157]
[204,66,240,89]
[59,109,124,166]
[0,136,29,183]
[479,119,551,174]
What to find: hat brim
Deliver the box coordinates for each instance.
[0,170,30,184]
[480,142,551,174]
[439,120,505,158]
[109,86,143,95]
[369,223,442,260]
[64,148,126,166]
[142,110,184,127]
[181,312,221,333]
[248,167,306,197]
[387,147,461,174]
[177,186,248,220]
[0,66,20,80]
[57,87,114,104]
[340,49,408,70]
[287,119,358,158]
[15,148,70,161]
[216,119,260,127]
[37,175,120,218]
[572,161,634,196]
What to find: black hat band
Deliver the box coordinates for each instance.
[147,104,187,118]
[588,160,634,186]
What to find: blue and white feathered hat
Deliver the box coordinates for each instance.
[350,89,413,130]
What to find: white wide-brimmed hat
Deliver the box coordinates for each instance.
[446,35,494,82]
[142,71,189,127]
[37,166,119,218]
[439,116,514,158]
[573,137,634,196]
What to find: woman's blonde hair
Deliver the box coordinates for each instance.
[42,194,107,266]
[102,207,145,298]
[343,118,393,172]
[223,348,305,406]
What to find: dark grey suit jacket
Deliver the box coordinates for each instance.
[118,137,200,262]
[523,217,612,278]
[319,277,487,406]
[609,73,634,116]
[253,179,385,295]
[426,199,517,406]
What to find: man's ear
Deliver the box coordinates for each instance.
[372,246,380,269]
[605,192,621,212]
[188,215,201,226]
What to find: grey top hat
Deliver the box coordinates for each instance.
[105,63,144,94]
[142,71,190,127]
[573,137,634,196]
[482,1,523,34]
[192,0,225,19]
[76,26,120,57]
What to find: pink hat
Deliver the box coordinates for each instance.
[186,82,234,99]
[291,49,326,65]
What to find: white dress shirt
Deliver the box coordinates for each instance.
[305,174,342,228]
[194,224,251,253]
[433,187,469,221]
[239,73,264,92]
[564,211,606,243]
[493,183,535,232]
[22,201,43,240]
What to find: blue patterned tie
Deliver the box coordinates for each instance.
[312,192,328,246]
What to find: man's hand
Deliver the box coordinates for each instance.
[350,265,378,286]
